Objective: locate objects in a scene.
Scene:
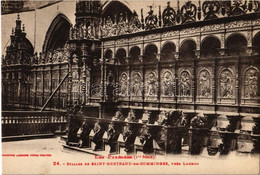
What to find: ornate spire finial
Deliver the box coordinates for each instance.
[22,24,25,32]
[114,14,117,24]
[159,5,162,27]
[125,12,128,23]
[17,13,20,20]
[141,8,144,29]
[12,28,14,35]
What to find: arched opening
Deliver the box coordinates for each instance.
[179,40,196,60]
[253,32,260,55]
[104,49,113,61]
[115,48,127,65]
[201,37,220,58]
[102,1,132,22]
[226,34,247,56]
[144,44,158,63]
[43,14,71,53]
[161,42,176,62]
[129,46,141,64]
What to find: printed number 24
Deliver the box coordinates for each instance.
[53,161,60,166]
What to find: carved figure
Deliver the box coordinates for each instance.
[162,71,173,96]
[190,113,207,128]
[181,1,197,23]
[220,70,233,98]
[125,109,136,122]
[163,2,176,27]
[117,13,127,35]
[141,110,150,124]
[132,73,141,96]
[162,110,188,127]
[157,111,166,125]
[245,68,258,98]
[180,71,191,96]
[202,1,220,20]
[92,122,105,151]
[145,6,158,30]
[147,72,156,96]
[120,73,128,96]
[123,124,135,154]
[129,10,141,33]
[79,120,92,148]
[199,70,210,97]
[107,123,119,154]
[112,109,125,121]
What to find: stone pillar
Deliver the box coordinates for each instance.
[156,53,161,103]
[218,33,227,56]
[81,43,88,105]
[67,55,73,106]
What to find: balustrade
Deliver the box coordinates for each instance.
[2,111,67,137]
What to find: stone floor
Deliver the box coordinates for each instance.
[2,137,259,174]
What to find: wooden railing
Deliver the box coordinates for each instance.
[2,111,68,137]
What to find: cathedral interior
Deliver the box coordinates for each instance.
[1,0,260,156]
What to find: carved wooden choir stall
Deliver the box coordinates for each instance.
[2,0,260,155]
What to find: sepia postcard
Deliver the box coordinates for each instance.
[1,0,260,174]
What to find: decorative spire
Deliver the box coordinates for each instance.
[176,0,181,23]
[125,12,128,24]
[248,0,253,12]
[159,5,162,27]
[221,0,226,16]
[114,14,117,25]
[22,24,25,32]
[141,8,144,29]
[15,13,22,32]
[198,0,201,20]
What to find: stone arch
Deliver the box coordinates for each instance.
[104,49,113,61]
[102,1,132,22]
[226,33,247,56]
[129,45,141,53]
[225,32,247,45]
[253,31,260,55]
[129,46,141,64]
[201,36,221,58]
[42,14,72,54]
[102,0,132,12]
[218,68,235,77]
[115,48,127,65]
[161,41,176,62]
[179,39,196,60]
[144,44,158,62]
[180,38,197,48]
